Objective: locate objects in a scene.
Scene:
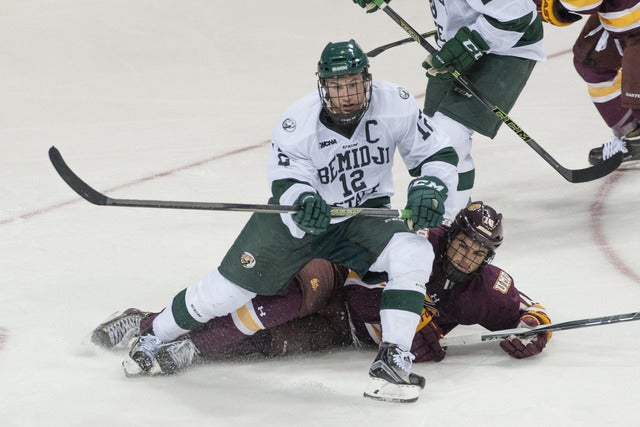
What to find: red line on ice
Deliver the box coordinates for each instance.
[0,140,270,226]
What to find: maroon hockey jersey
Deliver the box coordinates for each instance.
[344,226,530,347]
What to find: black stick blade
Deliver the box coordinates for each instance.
[48,146,109,205]
[564,152,623,183]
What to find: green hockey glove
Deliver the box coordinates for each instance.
[293,192,330,235]
[352,0,389,13]
[405,176,448,229]
[422,27,489,75]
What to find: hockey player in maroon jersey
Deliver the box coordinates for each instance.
[535,0,640,165]
[343,201,551,362]
[92,202,551,374]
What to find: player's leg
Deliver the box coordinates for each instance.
[331,217,431,402]
[423,55,536,219]
[124,213,313,375]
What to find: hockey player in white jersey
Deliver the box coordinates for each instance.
[353,0,545,220]
[123,39,459,403]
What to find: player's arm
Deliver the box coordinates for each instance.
[268,132,331,238]
[499,295,552,359]
[466,0,542,54]
[454,265,551,358]
[411,296,446,362]
[401,107,459,229]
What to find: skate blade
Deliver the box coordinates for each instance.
[363,377,421,403]
[122,357,163,377]
[122,358,146,377]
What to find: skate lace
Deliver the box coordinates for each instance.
[392,348,415,373]
[107,315,140,344]
[602,137,628,160]
[137,334,162,357]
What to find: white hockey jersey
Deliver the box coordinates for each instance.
[428,0,546,61]
[268,81,458,238]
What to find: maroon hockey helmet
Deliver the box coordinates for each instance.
[442,202,503,283]
[450,201,503,251]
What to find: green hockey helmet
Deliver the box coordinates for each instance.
[317,39,369,79]
[317,39,372,126]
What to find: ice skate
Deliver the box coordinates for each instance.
[588,127,640,166]
[90,308,148,349]
[123,334,197,377]
[363,342,425,403]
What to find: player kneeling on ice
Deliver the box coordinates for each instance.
[91,203,551,400]
[90,38,459,403]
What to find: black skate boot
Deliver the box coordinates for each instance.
[123,334,197,376]
[90,308,148,349]
[155,338,197,375]
[363,342,425,403]
[588,127,640,166]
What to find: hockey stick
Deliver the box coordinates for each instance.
[440,311,640,346]
[369,1,623,183]
[366,30,436,58]
[48,146,411,218]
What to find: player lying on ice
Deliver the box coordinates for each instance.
[92,202,552,387]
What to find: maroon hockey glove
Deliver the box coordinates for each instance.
[411,320,446,362]
[500,307,552,359]
[534,0,582,27]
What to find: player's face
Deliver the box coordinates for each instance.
[446,233,490,274]
[323,74,369,116]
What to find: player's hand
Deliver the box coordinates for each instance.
[293,192,330,235]
[500,306,552,359]
[352,0,389,13]
[405,176,448,229]
[411,320,446,362]
[422,27,489,76]
[534,0,582,27]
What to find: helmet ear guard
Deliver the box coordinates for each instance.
[442,202,504,283]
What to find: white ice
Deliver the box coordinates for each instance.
[1,1,638,426]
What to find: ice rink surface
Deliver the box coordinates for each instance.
[1,1,638,426]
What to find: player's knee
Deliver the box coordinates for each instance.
[380,232,434,280]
